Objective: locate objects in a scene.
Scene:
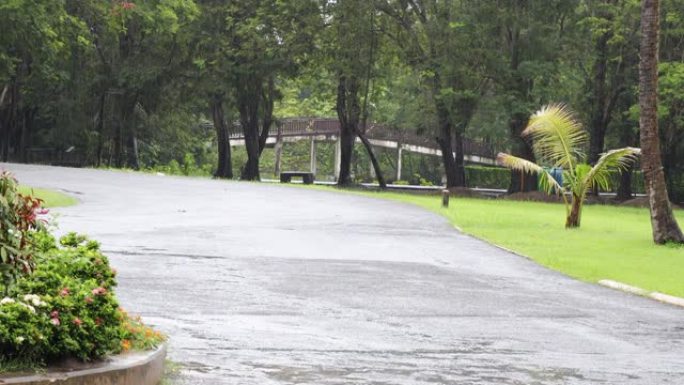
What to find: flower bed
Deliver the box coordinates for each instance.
[0,171,164,372]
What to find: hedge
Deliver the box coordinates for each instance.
[464,165,650,195]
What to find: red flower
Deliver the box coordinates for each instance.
[50,310,59,318]
[59,287,70,297]
[73,318,83,327]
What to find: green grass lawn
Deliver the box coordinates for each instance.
[18,186,78,208]
[321,186,684,297]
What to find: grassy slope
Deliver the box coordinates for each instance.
[18,186,78,208]
[333,187,684,297]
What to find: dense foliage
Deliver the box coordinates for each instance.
[0,171,45,291]
[1,0,684,199]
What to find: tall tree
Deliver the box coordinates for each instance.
[378,0,485,187]
[225,0,320,181]
[638,0,684,243]
[328,0,386,187]
[0,0,78,162]
[482,0,578,193]
[193,0,237,178]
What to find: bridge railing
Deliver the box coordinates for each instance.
[228,118,496,159]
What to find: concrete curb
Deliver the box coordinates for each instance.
[598,279,684,308]
[0,343,166,385]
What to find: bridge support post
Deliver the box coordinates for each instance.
[274,123,283,177]
[334,137,341,180]
[396,144,403,181]
[309,137,317,176]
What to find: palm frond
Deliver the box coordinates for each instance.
[496,153,564,195]
[522,103,588,171]
[584,147,641,191]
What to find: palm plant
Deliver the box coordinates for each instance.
[497,104,641,228]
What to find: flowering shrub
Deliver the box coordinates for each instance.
[119,309,166,352]
[0,233,165,367]
[0,171,47,292]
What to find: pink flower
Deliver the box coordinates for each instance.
[50,310,61,326]
[73,318,83,327]
[91,287,107,296]
[59,287,70,297]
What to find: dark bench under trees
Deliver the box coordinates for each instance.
[280,171,315,184]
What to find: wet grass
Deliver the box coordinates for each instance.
[18,186,78,208]
[304,184,684,298]
[0,357,45,375]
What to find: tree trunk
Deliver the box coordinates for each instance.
[588,28,612,166]
[19,108,34,163]
[126,133,140,169]
[358,132,386,188]
[336,75,361,186]
[238,86,261,181]
[258,77,275,156]
[113,93,124,168]
[616,164,634,201]
[566,194,583,228]
[436,124,458,188]
[507,112,537,193]
[337,123,355,186]
[212,94,233,179]
[616,124,636,201]
[95,92,106,167]
[453,129,466,187]
[638,0,684,243]
[434,99,464,188]
[431,76,464,188]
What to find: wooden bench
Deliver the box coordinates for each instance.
[280,171,315,184]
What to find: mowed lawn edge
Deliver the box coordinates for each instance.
[297,184,684,298]
[18,186,78,208]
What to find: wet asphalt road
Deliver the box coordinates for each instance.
[4,163,684,384]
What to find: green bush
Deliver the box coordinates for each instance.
[463,166,649,194]
[1,232,164,368]
[607,170,645,194]
[465,166,510,189]
[1,233,121,362]
[0,171,47,291]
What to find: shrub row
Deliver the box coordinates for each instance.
[464,165,649,194]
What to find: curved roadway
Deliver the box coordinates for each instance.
[5,164,684,384]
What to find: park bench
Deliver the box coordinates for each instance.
[280,171,315,184]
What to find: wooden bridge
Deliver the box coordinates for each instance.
[229,118,497,181]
